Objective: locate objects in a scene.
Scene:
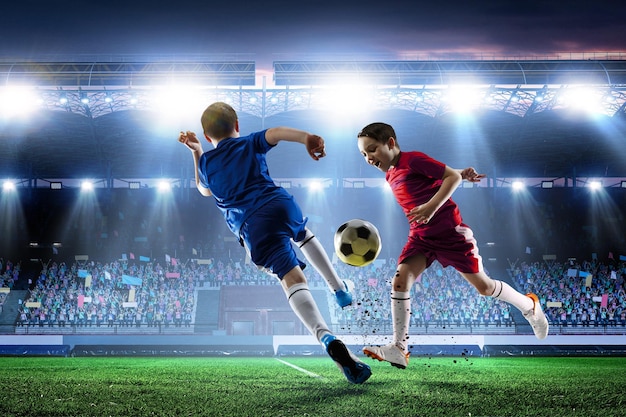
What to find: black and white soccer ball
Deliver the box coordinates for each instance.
[334,219,382,267]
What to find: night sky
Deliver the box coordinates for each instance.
[1,0,625,70]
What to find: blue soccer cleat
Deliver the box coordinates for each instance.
[334,280,354,308]
[322,334,372,384]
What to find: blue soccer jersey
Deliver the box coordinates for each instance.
[197,129,292,238]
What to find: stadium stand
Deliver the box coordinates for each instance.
[5,237,625,337]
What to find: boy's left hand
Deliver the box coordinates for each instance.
[460,167,485,182]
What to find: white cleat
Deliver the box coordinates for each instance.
[523,293,549,340]
[363,344,410,369]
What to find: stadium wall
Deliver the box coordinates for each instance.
[0,334,624,357]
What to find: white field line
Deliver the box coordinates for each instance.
[274,358,326,381]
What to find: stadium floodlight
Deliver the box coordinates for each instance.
[129,181,141,189]
[152,85,205,119]
[81,180,94,191]
[541,181,553,189]
[621,181,626,188]
[2,180,16,191]
[50,182,62,190]
[157,180,172,192]
[308,180,323,192]
[446,85,482,113]
[588,180,602,191]
[0,86,41,117]
[559,87,605,115]
[317,84,372,115]
[512,180,525,191]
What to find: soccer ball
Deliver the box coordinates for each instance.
[334,219,382,267]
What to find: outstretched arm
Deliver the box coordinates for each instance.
[264,127,326,161]
[178,131,212,197]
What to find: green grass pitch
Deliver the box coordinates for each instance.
[0,356,624,417]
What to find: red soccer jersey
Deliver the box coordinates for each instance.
[386,151,463,236]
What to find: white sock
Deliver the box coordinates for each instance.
[391,290,411,352]
[490,280,533,313]
[298,230,345,292]
[285,282,331,343]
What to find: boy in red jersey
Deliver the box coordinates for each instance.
[356,122,548,369]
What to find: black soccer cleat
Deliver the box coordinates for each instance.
[322,334,372,384]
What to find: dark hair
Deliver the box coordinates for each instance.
[357,122,397,145]
[201,102,238,139]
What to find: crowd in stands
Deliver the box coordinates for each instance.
[328,261,513,333]
[17,260,195,329]
[0,291,6,315]
[511,259,626,328]
[5,181,625,333]
[13,255,514,331]
[0,258,19,289]
[0,258,19,314]
[9,250,626,333]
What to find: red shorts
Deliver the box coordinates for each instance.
[398,223,483,274]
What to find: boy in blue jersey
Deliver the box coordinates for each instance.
[178,101,371,384]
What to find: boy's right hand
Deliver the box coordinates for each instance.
[305,134,326,160]
[178,131,203,153]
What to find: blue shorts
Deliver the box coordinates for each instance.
[240,195,308,279]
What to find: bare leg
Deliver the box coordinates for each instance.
[459,270,548,339]
[363,254,426,368]
[391,255,427,351]
[459,271,533,312]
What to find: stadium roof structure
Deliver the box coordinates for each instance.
[1,57,626,186]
